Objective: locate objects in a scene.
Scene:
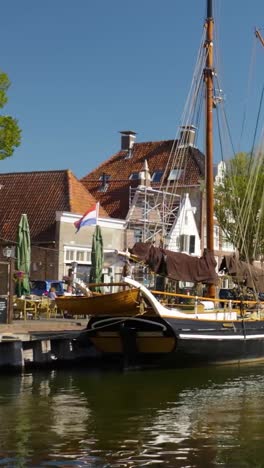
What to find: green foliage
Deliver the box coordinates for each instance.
[0,72,21,159]
[0,72,10,108]
[0,116,21,159]
[214,152,264,262]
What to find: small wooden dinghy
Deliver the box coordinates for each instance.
[56,287,141,316]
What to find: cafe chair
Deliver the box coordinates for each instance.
[49,300,59,318]
[15,298,39,320]
[37,297,51,319]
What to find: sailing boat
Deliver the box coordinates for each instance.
[73,0,264,367]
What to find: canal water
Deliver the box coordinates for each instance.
[0,364,264,467]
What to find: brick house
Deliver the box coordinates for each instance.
[81,129,205,249]
[0,170,125,282]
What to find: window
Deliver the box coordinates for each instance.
[152,171,163,182]
[222,237,234,251]
[179,281,194,289]
[134,229,143,243]
[189,235,195,254]
[65,249,74,261]
[76,251,85,262]
[99,174,110,182]
[180,234,188,252]
[65,248,91,264]
[129,172,139,180]
[180,234,195,254]
[99,173,110,192]
[86,251,91,262]
[168,169,183,181]
[98,184,109,192]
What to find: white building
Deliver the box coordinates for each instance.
[167,193,200,255]
[56,211,126,287]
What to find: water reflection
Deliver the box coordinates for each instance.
[0,365,264,466]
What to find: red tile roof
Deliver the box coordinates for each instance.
[81,139,205,218]
[0,170,108,243]
[67,171,108,217]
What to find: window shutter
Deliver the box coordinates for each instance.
[189,235,195,254]
[180,234,185,251]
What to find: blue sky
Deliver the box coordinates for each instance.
[0,0,263,178]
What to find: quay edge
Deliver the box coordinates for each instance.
[0,320,101,372]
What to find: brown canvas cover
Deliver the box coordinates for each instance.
[129,243,218,284]
[219,255,264,293]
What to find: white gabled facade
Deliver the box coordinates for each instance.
[167,193,201,255]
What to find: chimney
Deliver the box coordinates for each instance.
[179,125,196,147]
[139,160,151,187]
[120,130,137,151]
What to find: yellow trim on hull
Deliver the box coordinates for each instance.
[90,335,176,354]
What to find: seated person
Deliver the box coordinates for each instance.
[48,287,57,300]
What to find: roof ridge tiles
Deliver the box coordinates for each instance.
[0,169,69,176]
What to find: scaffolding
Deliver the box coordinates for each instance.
[126,185,180,246]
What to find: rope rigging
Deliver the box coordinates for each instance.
[130,4,264,296]
[151,27,208,241]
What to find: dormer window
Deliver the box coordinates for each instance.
[168,169,183,181]
[99,184,109,192]
[99,174,110,182]
[129,172,139,180]
[152,171,163,182]
[99,173,110,192]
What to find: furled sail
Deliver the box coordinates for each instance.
[129,242,218,284]
[219,255,264,293]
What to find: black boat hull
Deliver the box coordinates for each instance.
[167,316,264,366]
[86,315,264,368]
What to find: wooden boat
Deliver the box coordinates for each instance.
[56,286,141,316]
[77,0,264,368]
[86,277,238,360]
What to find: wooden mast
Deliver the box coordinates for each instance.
[255,28,264,48]
[205,0,215,297]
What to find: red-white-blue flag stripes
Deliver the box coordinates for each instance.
[74,203,99,232]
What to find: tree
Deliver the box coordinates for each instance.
[214,152,264,262]
[0,72,21,159]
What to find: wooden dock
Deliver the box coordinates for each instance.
[0,318,87,335]
[0,318,99,371]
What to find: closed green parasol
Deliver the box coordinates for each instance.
[16,214,31,296]
[89,225,104,292]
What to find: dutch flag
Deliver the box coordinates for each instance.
[74,202,99,232]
